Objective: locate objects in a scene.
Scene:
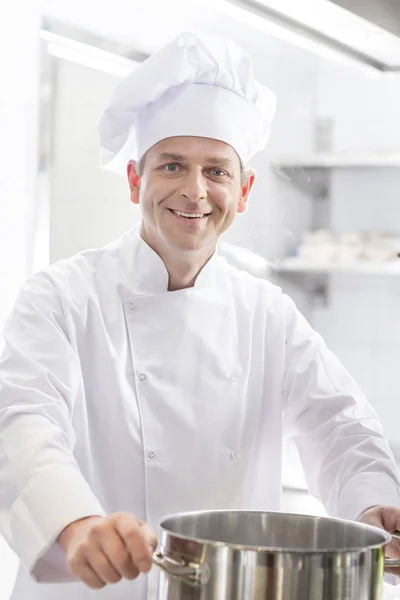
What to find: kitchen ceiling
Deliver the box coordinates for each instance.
[225,0,400,71]
[331,0,400,38]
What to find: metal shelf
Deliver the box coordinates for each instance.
[272,152,400,169]
[274,258,400,275]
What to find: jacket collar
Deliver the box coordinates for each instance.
[121,224,229,299]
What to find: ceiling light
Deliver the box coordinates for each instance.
[40,31,138,78]
[221,0,400,72]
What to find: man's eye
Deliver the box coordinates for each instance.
[210,169,226,177]
[164,164,179,172]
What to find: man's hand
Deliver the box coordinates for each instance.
[57,513,157,589]
[358,505,400,573]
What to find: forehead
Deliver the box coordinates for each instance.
[146,136,240,164]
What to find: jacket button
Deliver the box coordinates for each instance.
[138,373,147,381]
[230,374,237,382]
[230,452,237,461]
[148,451,156,459]
[128,302,136,310]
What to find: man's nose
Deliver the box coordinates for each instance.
[180,169,207,202]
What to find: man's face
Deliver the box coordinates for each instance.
[127,136,255,255]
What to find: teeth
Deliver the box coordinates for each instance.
[171,210,206,219]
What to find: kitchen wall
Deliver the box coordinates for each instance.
[313,66,400,447]
[0,0,42,333]
[49,59,138,263]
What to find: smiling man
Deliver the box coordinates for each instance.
[1,31,400,600]
[127,138,254,291]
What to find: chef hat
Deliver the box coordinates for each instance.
[98,32,276,175]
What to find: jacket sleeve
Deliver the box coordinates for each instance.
[282,293,400,521]
[0,272,105,583]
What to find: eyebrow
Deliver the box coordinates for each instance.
[156,152,234,167]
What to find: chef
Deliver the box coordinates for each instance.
[0,31,400,600]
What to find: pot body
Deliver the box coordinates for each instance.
[155,510,389,600]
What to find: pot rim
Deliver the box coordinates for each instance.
[158,509,392,554]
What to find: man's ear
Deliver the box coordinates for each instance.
[127,160,140,205]
[237,169,256,214]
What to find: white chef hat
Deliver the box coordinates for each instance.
[98,32,276,175]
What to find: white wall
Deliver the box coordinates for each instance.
[49,59,141,262]
[0,0,42,332]
[314,66,400,446]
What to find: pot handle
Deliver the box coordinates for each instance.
[384,531,400,569]
[152,551,210,587]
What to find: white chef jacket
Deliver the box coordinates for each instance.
[1,225,400,600]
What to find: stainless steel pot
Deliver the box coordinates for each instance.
[152,510,400,600]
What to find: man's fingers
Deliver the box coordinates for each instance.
[69,558,107,589]
[100,532,140,580]
[358,506,400,575]
[80,546,122,585]
[115,514,157,572]
[69,538,122,586]
[64,512,158,589]
[378,506,400,533]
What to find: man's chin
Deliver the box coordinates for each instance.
[165,232,205,253]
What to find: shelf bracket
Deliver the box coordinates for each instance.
[312,281,329,307]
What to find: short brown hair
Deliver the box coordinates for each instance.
[137,155,146,178]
